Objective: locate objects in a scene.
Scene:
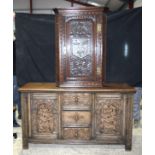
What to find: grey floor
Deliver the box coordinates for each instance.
[13,119,142,155]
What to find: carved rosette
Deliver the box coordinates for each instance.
[96,98,122,135]
[31,98,58,135]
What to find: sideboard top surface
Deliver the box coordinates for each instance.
[19,82,135,93]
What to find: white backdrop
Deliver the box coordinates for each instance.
[13,0,81,14]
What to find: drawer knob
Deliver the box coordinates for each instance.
[74,96,79,104]
[75,130,78,138]
[74,112,79,122]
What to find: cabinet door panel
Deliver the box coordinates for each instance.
[95,94,124,140]
[30,93,58,139]
[55,8,106,87]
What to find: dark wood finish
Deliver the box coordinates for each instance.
[20,6,134,151]
[128,0,134,9]
[21,93,29,149]
[125,94,133,150]
[30,0,33,14]
[54,7,106,87]
[19,82,135,150]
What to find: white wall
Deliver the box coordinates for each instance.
[13,0,29,10]
[13,0,81,14]
[134,0,142,8]
[124,0,142,10]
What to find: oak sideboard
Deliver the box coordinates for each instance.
[19,82,135,150]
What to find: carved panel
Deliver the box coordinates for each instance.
[31,94,58,137]
[95,97,123,136]
[63,128,90,140]
[70,55,92,77]
[70,20,92,35]
[37,103,54,133]
[67,20,93,77]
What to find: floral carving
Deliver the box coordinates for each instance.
[68,19,93,77]
[37,103,54,133]
[96,98,122,135]
[70,21,92,36]
[31,98,58,135]
[70,55,92,76]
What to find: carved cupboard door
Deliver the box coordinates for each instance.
[55,8,106,87]
[30,93,58,139]
[95,94,125,142]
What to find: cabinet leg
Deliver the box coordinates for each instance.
[125,143,132,151]
[125,95,133,151]
[23,138,29,149]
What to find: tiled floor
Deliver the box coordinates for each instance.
[13,118,142,155]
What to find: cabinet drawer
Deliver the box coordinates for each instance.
[32,93,58,100]
[62,111,91,127]
[61,93,92,110]
[63,128,91,140]
[95,93,122,99]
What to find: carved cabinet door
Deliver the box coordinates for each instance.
[95,93,125,142]
[55,8,106,87]
[30,93,58,139]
